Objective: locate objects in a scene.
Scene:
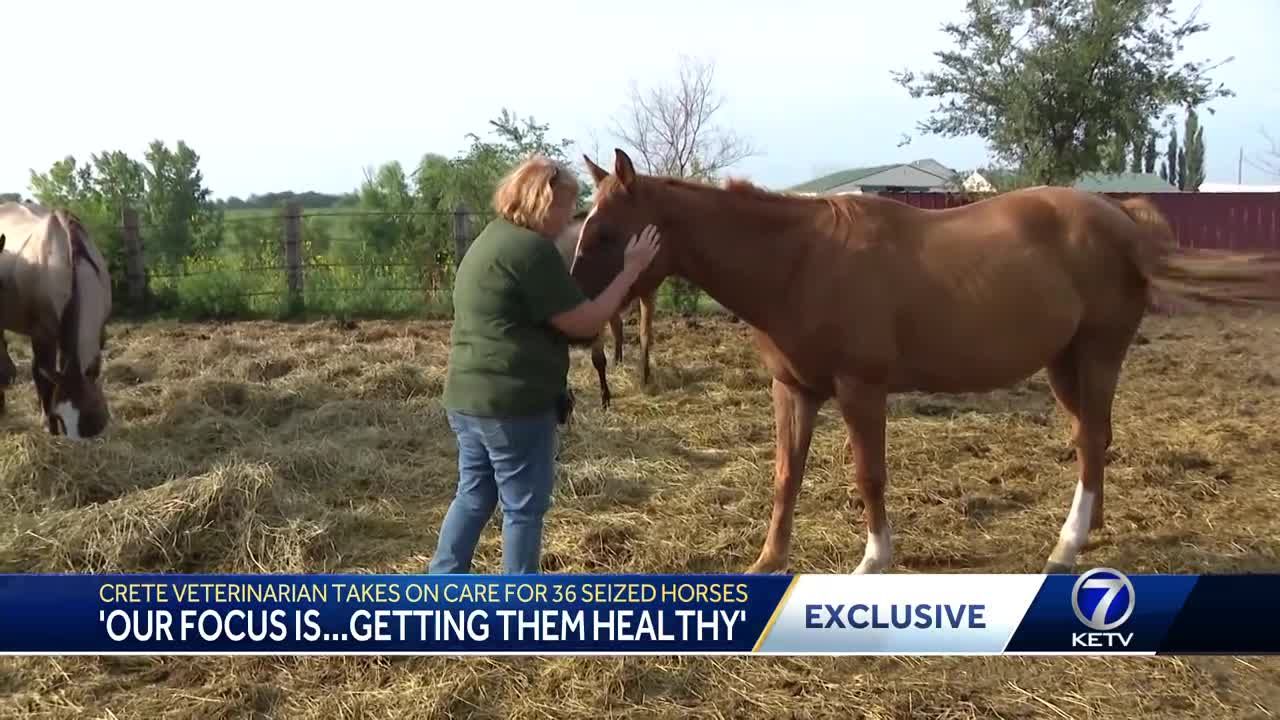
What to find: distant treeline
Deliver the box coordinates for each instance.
[217,191,358,210]
[0,191,350,209]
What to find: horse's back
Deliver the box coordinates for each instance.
[0,202,106,338]
[906,186,1148,296]
[864,186,1149,390]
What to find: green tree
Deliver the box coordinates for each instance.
[1129,134,1144,173]
[350,161,421,258]
[29,141,223,280]
[1144,136,1158,174]
[1104,135,1129,173]
[349,109,581,279]
[141,141,223,264]
[892,0,1232,185]
[1183,108,1206,191]
[1163,129,1180,187]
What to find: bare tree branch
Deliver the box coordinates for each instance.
[1245,127,1280,180]
[610,56,758,181]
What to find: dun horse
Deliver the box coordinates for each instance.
[0,202,112,438]
[571,149,1280,574]
[555,209,659,409]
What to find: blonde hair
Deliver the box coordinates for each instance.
[492,155,580,231]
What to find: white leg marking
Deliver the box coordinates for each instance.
[1049,481,1094,567]
[853,525,893,574]
[53,400,81,440]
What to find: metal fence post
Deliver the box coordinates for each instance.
[453,204,472,267]
[121,207,147,310]
[283,202,303,312]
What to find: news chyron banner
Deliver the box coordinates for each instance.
[0,570,1275,655]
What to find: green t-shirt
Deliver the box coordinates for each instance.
[442,217,588,417]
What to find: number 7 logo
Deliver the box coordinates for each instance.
[1071,568,1136,631]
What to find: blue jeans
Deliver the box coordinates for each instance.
[429,409,559,574]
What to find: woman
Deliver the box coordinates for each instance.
[429,154,660,574]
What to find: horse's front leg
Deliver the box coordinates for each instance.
[747,378,819,573]
[32,338,57,432]
[834,376,892,574]
[0,332,14,414]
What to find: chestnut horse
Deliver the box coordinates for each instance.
[571,149,1280,574]
[555,209,659,409]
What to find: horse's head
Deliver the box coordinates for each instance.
[571,149,675,301]
[41,333,109,440]
[42,214,111,440]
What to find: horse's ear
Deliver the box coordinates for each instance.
[613,148,637,189]
[583,155,608,185]
[0,234,5,252]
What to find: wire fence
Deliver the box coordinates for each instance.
[111,204,499,320]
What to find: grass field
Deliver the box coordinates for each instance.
[1,310,1278,718]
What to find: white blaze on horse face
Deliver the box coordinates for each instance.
[852,525,893,574]
[573,205,599,262]
[1048,481,1094,568]
[53,400,81,440]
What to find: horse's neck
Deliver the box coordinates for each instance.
[61,255,105,374]
[659,186,813,331]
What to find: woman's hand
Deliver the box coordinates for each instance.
[623,225,661,275]
[549,224,662,340]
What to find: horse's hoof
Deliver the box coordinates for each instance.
[852,556,893,574]
[1042,560,1073,574]
[746,557,788,574]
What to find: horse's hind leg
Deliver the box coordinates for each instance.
[638,291,655,386]
[834,377,892,574]
[747,378,819,573]
[610,313,624,363]
[591,335,611,410]
[1043,329,1134,573]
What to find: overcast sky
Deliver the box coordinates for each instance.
[5,0,1277,199]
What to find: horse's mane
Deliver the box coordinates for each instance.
[54,211,106,373]
[63,213,103,278]
[642,174,861,228]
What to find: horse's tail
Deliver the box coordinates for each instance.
[1115,196,1280,309]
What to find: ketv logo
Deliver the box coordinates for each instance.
[1070,568,1136,649]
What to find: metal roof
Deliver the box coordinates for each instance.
[1071,172,1180,192]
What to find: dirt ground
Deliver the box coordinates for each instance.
[1,311,1277,719]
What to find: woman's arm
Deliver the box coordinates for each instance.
[550,225,660,339]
